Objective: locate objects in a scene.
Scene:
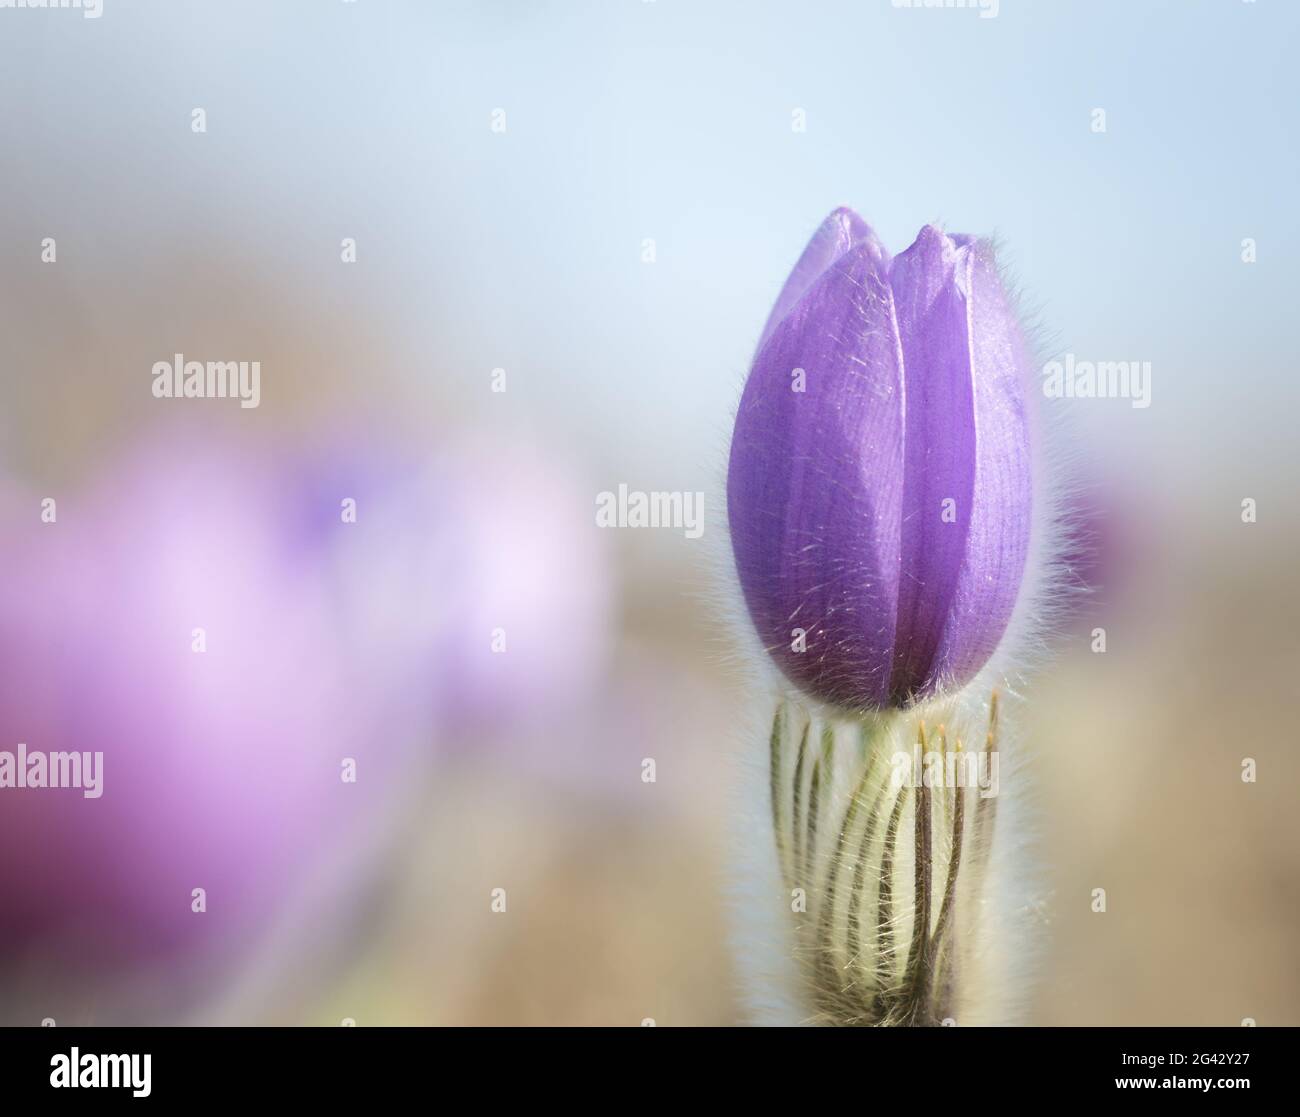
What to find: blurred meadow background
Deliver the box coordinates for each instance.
[0,0,1297,1025]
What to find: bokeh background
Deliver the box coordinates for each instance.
[1,0,1297,1025]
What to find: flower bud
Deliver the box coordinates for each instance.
[728,208,1033,710]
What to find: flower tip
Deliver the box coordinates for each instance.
[757,206,886,352]
[903,222,961,261]
[826,204,867,232]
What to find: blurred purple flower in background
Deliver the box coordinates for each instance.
[313,431,613,738]
[727,208,1034,711]
[0,441,362,968]
[0,426,612,1000]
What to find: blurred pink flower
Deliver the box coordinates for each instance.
[316,432,614,738]
[0,426,614,978]
[0,440,367,966]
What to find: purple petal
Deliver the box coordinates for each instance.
[927,239,1032,689]
[886,227,1031,701]
[729,239,905,709]
[886,225,979,702]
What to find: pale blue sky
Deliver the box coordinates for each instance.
[3,0,1295,513]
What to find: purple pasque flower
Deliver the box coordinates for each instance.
[727,208,1033,710]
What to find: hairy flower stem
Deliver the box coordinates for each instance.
[770,695,1000,1027]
